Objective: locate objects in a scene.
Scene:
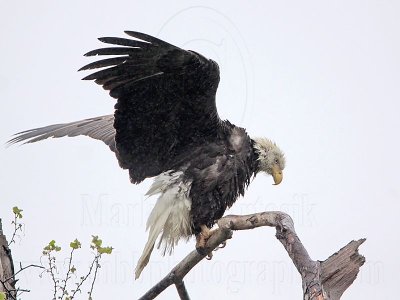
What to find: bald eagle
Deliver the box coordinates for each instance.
[8,31,285,278]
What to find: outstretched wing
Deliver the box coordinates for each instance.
[7,115,116,151]
[80,31,222,183]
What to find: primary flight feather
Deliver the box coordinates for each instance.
[8,31,285,278]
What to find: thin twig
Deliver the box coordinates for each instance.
[88,255,100,298]
[60,248,75,297]
[7,215,19,247]
[3,264,44,283]
[70,254,98,299]
[7,215,17,247]
[47,253,59,300]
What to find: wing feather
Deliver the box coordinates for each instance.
[80,31,222,183]
[7,115,116,151]
[124,31,176,47]
[78,57,130,71]
[98,37,152,49]
[84,47,142,57]
[9,31,223,184]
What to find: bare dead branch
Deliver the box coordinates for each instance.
[219,212,325,298]
[320,239,366,300]
[0,218,17,300]
[138,227,232,300]
[140,211,365,300]
[219,212,365,299]
[175,280,190,300]
[1,218,44,299]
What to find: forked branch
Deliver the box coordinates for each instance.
[140,211,365,300]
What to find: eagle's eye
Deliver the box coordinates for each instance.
[274,158,279,164]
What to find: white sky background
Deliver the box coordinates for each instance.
[1,1,399,299]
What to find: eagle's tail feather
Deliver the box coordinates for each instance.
[135,171,192,279]
[135,180,176,279]
[135,207,171,279]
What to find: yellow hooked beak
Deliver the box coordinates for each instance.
[272,165,283,185]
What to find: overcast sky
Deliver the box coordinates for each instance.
[1,1,399,299]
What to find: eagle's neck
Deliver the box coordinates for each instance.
[251,139,262,175]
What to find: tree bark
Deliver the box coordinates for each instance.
[0,219,16,299]
[218,212,365,300]
[320,239,366,300]
[140,211,365,299]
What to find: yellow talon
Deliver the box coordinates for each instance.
[195,225,215,254]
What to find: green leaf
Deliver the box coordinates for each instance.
[12,206,23,218]
[43,240,61,252]
[0,292,6,300]
[98,246,113,255]
[91,235,102,248]
[70,239,81,250]
[91,235,113,254]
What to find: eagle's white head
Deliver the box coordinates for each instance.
[253,138,286,185]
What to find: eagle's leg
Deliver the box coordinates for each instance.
[195,225,215,257]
